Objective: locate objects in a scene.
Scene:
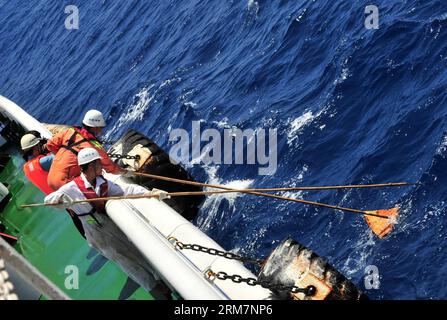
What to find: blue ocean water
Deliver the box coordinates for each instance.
[1,0,447,299]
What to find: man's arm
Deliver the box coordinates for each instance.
[107,180,150,197]
[44,183,74,206]
[39,154,54,172]
[45,129,71,154]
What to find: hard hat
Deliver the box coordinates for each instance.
[78,148,102,166]
[82,109,106,128]
[20,133,41,151]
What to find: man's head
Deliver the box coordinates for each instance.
[20,131,46,159]
[82,110,106,137]
[78,148,103,178]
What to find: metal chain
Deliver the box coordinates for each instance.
[100,140,117,145]
[170,238,264,265]
[107,153,141,160]
[168,238,317,297]
[209,271,316,297]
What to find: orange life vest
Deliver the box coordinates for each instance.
[23,155,54,195]
[23,154,87,238]
[46,126,121,191]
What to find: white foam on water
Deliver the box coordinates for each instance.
[184,101,198,108]
[433,12,447,21]
[122,85,155,122]
[334,67,350,85]
[105,84,156,139]
[287,108,326,146]
[430,24,442,40]
[342,232,377,277]
[279,164,309,199]
[287,111,314,144]
[247,0,259,15]
[159,76,181,89]
[334,56,351,85]
[393,197,415,236]
[213,117,230,128]
[232,225,267,256]
[204,165,254,204]
[197,165,254,231]
[339,188,354,207]
[281,190,304,200]
[415,201,445,231]
[436,133,447,155]
[295,8,307,23]
[106,77,183,138]
[178,88,197,104]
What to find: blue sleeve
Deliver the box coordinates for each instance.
[39,154,54,172]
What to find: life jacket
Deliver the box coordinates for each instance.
[73,176,109,227]
[47,126,120,191]
[23,155,54,195]
[23,154,87,239]
[61,126,103,156]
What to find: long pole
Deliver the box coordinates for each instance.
[21,189,391,219]
[132,172,414,192]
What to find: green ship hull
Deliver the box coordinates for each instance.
[0,151,154,300]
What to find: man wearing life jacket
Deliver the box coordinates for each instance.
[46,109,124,191]
[20,131,87,239]
[21,131,54,195]
[44,148,172,299]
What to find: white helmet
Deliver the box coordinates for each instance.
[78,148,102,166]
[82,109,106,128]
[20,133,41,151]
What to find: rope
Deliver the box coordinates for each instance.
[20,189,391,218]
[130,172,405,218]
[131,172,415,192]
[21,187,394,218]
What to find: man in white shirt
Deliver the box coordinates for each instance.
[44,148,172,299]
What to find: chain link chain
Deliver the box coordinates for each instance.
[169,238,316,297]
[172,239,264,265]
[100,140,117,145]
[108,153,141,160]
[211,271,316,296]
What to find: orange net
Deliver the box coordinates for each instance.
[364,207,399,238]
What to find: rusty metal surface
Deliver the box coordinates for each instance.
[258,237,367,300]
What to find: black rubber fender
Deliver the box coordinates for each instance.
[109,129,204,221]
